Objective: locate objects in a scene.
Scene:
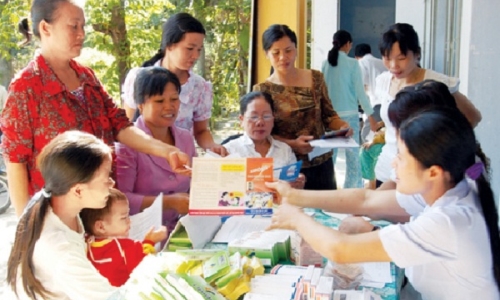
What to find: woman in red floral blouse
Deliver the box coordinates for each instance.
[1,0,191,217]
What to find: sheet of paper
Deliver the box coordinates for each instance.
[358,262,392,283]
[308,146,331,161]
[179,214,222,249]
[129,193,163,251]
[211,216,272,243]
[310,137,359,149]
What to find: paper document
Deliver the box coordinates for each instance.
[310,137,359,149]
[129,193,163,251]
[178,215,222,249]
[212,216,272,243]
[189,157,276,216]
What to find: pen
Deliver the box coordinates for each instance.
[183,165,192,170]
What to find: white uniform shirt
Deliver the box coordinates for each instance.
[224,133,296,168]
[374,69,460,182]
[358,54,386,106]
[9,206,117,299]
[379,179,499,300]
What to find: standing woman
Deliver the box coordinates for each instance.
[321,29,377,188]
[254,24,351,190]
[0,0,190,217]
[122,12,226,155]
[374,23,482,187]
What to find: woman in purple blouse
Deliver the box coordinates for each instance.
[116,67,195,231]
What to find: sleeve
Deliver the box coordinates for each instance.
[353,62,374,115]
[284,144,297,165]
[379,211,459,268]
[123,239,148,275]
[425,69,460,94]
[0,78,34,163]
[316,71,344,130]
[192,77,213,122]
[122,67,141,109]
[115,142,144,215]
[53,240,118,299]
[359,60,369,86]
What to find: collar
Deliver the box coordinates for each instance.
[241,133,278,148]
[45,206,85,241]
[427,179,472,209]
[33,53,101,96]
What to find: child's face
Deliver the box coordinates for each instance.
[101,200,131,238]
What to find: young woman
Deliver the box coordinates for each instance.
[7,131,118,299]
[321,29,377,188]
[122,12,226,155]
[116,67,196,232]
[374,23,482,187]
[0,0,190,217]
[223,91,305,188]
[267,108,500,299]
[253,24,351,190]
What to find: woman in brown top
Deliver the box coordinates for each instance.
[253,24,351,190]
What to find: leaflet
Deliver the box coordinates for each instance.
[189,157,275,216]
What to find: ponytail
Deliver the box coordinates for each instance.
[475,146,500,290]
[327,43,340,67]
[141,49,164,67]
[7,193,53,299]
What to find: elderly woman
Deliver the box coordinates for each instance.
[224,91,305,188]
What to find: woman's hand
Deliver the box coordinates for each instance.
[268,202,305,231]
[338,216,374,234]
[265,180,295,204]
[340,124,354,138]
[167,151,192,176]
[163,192,190,214]
[289,173,306,189]
[292,135,314,155]
[206,144,228,157]
[144,225,168,244]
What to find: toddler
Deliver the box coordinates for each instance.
[80,188,167,286]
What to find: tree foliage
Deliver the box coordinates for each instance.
[0,0,251,117]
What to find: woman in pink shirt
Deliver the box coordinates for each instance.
[116,67,195,231]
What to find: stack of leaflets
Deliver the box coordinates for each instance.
[228,230,291,267]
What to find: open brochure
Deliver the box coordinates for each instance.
[189,157,275,216]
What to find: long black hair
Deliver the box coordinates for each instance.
[327,30,352,67]
[142,12,205,67]
[400,108,500,290]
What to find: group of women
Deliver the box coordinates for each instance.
[2,0,498,299]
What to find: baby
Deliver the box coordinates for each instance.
[80,188,167,286]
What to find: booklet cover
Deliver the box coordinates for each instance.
[189,157,275,216]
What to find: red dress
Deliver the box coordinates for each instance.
[87,237,155,287]
[0,54,131,195]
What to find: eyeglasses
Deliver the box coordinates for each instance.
[245,114,274,123]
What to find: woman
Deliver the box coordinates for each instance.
[321,29,377,188]
[224,91,305,188]
[122,12,226,155]
[116,67,195,232]
[253,24,351,190]
[267,108,500,299]
[0,0,190,217]
[7,131,118,299]
[374,23,481,187]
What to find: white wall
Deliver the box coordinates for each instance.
[311,0,338,70]
[395,0,426,60]
[459,0,500,206]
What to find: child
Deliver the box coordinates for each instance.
[359,128,385,189]
[80,188,168,287]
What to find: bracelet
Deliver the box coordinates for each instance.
[372,225,381,231]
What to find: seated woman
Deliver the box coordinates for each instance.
[267,108,500,299]
[116,67,195,231]
[223,91,305,188]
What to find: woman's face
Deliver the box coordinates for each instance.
[166,32,205,71]
[240,97,274,143]
[82,154,115,209]
[382,42,419,79]
[40,1,85,60]
[140,82,180,130]
[266,36,297,73]
[392,137,427,195]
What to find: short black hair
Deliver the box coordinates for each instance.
[355,43,371,57]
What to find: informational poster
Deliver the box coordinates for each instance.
[189,157,275,216]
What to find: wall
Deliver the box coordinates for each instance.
[311,0,338,71]
[459,0,500,206]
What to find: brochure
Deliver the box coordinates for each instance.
[189,157,275,216]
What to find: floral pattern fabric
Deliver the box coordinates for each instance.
[253,70,343,168]
[0,53,131,195]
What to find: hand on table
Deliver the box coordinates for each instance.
[267,202,304,231]
[338,216,375,234]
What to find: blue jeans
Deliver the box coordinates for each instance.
[333,114,363,188]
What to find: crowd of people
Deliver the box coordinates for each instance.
[2,0,498,299]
